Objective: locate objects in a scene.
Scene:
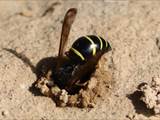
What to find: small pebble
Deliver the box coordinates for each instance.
[1,110,9,117]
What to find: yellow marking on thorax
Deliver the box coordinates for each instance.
[97,36,103,50]
[84,36,96,56]
[70,47,85,61]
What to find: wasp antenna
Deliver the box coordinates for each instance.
[58,8,77,57]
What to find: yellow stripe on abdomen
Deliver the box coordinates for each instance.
[70,47,85,61]
[84,36,96,56]
[97,35,103,50]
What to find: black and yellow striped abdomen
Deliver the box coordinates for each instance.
[67,35,111,63]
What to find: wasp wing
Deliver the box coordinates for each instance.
[58,8,77,57]
[56,8,77,72]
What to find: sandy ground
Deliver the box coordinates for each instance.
[0,0,160,120]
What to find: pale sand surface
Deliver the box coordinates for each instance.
[0,0,160,120]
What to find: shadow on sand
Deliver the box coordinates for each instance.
[3,48,57,96]
[127,91,154,117]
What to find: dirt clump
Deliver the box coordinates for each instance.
[137,77,160,114]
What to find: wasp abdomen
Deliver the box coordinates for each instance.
[67,35,111,63]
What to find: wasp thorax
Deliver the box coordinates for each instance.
[67,35,111,63]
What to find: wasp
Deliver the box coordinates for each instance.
[36,8,111,95]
